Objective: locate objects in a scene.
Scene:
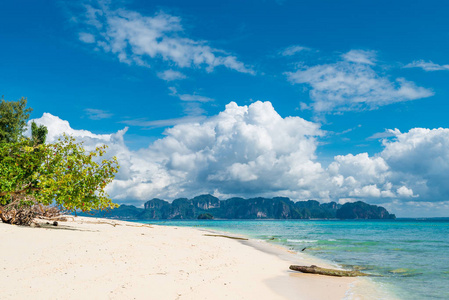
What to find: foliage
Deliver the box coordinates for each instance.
[197,213,214,220]
[0,97,32,143]
[336,201,396,219]
[0,140,44,205]
[0,135,119,220]
[38,135,119,212]
[31,121,48,145]
[90,195,394,220]
[0,97,120,225]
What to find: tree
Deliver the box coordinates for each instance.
[0,98,120,225]
[37,135,119,212]
[0,97,32,143]
[31,121,48,145]
[0,135,119,224]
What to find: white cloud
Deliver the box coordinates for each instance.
[328,153,394,201]
[329,153,389,183]
[338,198,357,204]
[28,104,449,215]
[145,101,325,198]
[397,186,415,197]
[77,3,254,74]
[329,127,449,205]
[381,128,449,201]
[157,69,187,81]
[121,115,206,129]
[85,108,113,120]
[29,102,325,203]
[26,113,113,144]
[78,32,95,43]
[169,87,214,102]
[286,50,434,113]
[367,129,399,140]
[341,50,376,65]
[350,185,381,198]
[404,60,449,71]
[280,45,310,56]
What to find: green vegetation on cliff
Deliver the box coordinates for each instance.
[84,194,395,220]
[336,201,396,219]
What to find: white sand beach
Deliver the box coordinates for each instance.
[0,217,366,299]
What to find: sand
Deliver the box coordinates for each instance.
[0,217,365,300]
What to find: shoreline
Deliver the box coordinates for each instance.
[190,225,389,300]
[1,216,381,299]
[141,219,399,300]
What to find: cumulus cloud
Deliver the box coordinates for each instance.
[286,50,434,113]
[397,186,415,197]
[381,128,449,201]
[29,102,325,203]
[404,60,449,71]
[26,113,113,144]
[144,101,326,198]
[28,104,449,215]
[76,2,254,74]
[328,153,395,201]
[329,128,449,205]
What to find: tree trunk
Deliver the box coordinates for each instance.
[0,206,34,225]
[289,265,369,277]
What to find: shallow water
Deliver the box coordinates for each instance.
[142,219,449,299]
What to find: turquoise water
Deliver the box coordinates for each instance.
[143,219,449,299]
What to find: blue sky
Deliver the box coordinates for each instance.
[2,0,449,216]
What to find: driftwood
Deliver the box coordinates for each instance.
[32,204,63,219]
[0,195,64,226]
[0,204,34,225]
[76,220,152,228]
[289,265,369,277]
[78,220,119,227]
[203,234,248,240]
[125,223,153,228]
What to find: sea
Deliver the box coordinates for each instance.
[142,219,449,299]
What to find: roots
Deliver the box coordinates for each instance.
[0,195,63,226]
[0,204,35,225]
[32,204,64,220]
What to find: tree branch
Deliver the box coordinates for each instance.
[0,184,41,197]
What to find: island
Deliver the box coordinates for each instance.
[83,194,396,220]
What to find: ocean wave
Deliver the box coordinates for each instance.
[286,239,318,243]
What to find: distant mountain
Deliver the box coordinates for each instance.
[84,204,144,219]
[81,194,395,220]
[336,201,396,220]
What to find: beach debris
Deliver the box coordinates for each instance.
[0,198,66,226]
[203,234,248,240]
[289,265,370,277]
[33,204,63,220]
[75,220,152,228]
[53,221,58,226]
[0,197,35,225]
[124,223,153,228]
[79,220,118,227]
